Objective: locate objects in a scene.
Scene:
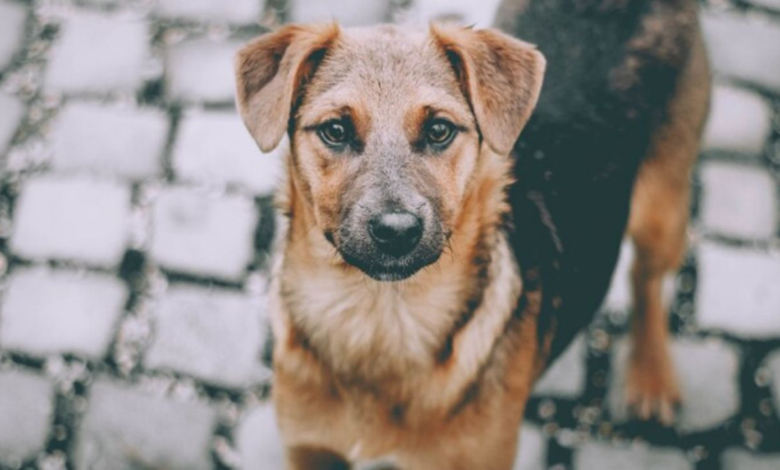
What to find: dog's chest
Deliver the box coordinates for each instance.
[280,266,464,377]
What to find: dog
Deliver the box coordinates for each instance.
[234,0,710,467]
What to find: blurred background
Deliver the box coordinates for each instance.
[0,0,778,469]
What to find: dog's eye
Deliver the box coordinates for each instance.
[426,120,456,147]
[318,121,351,147]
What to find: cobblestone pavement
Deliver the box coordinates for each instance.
[0,0,779,469]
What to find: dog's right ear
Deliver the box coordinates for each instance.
[430,24,545,156]
[235,24,340,152]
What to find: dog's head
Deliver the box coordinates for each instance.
[236,23,544,281]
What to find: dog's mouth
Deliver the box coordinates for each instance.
[338,249,441,281]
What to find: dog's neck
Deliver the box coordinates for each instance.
[270,147,523,408]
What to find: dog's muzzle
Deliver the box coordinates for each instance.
[335,202,443,282]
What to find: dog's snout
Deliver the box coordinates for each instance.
[368,211,423,257]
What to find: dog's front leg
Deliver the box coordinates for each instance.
[274,363,354,470]
[286,446,351,470]
[400,422,522,470]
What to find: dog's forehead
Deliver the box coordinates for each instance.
[342,24,429,56]
[306,25,465,109]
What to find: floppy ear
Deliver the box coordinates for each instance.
[235,24,340,152]
[430,24,546,155]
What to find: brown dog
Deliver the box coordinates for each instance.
[234,0,710,467]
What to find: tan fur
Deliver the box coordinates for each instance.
[626,23,711,424]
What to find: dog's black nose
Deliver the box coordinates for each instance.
[369,211,422,257]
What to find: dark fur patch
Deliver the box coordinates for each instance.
[497,0,701,360]
[436,234,495,364]
[390,403,407,425]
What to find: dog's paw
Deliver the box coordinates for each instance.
[624,358,681,426]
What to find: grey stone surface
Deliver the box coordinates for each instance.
[75,379,216,470]
[0,91,24,154]
[45,9,149,94]
[697,242,780,338]
[0,1,27,71]
[0,1,778,468]
[749,0,780,12]
[49,102,168,179]
[0,370,53,465]
[721,448,780,470]
[172,110,282,195]
[699,162,778,240]
[290,0,390,26]
[609,337,740,433]
[574,441,692,470]
[702,85,773,156]
[10,176,131,267]
[533,334,587,398]
[514,425,546,470]
[0,267,127,358]
[237,403,285,470]
[672,338,741,433]
[144,286,266,388]
[165,39,242,103]
[404,0,504,28]
[702,11,780,93]
[149,186,259,281]
[766,350,780,420]
[602,241,633,313]
[157,0,264,23]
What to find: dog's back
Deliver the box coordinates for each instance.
[496,0,709,359]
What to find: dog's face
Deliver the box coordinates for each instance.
[236,24,544,281]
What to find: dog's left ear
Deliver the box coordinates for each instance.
[431,24,546,155]
[235,24,340,152]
